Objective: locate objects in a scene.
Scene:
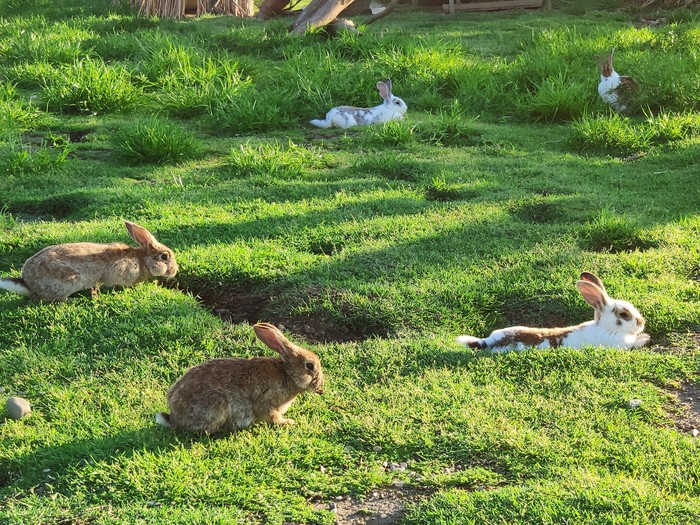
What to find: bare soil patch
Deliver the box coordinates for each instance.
[174,284,384,343]
[670,381,700,436]
[312,486,434,525]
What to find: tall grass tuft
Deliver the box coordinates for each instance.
[0,130,73,175]
[415,102,480,146]
[569,112,700,154]
[362,120,415,147]
[225,141,327,179]
[0,83,50,131]
[42,58,141,114]
[208,87,295,133]
[111,117,202,165]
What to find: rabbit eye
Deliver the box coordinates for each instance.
[617,309,632,321]
[305,362,315,372]
[394,100,401,105]
[159,253,169,262]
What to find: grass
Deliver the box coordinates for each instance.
[1,1,700,524]
[111,116,202,165]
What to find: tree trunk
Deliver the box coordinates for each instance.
[289,0,355,34]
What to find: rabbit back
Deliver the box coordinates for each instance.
[164,357,297,434]
[21,242,143,301]
[15,221,177,301]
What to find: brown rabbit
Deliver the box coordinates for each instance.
[0,221,178,301]
[156,323,325,434]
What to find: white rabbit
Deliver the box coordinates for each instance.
[457,272,650,353]
[597,48,636,113]
[310,79,407,129]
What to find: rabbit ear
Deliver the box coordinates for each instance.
[576,280,609,312]
[384,78,393,95]
[377,81,390,101]
[608,48,615,68]
[253,323,296,360]
[124,221,157,251]
[579,272,609,297]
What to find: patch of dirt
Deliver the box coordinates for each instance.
[670,381,700,436]
[312,487,434,525]
[176,284,383,343]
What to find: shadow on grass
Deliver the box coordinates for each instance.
[0,426,204,493]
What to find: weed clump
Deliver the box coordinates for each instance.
[581,209,657,253]
[112,117,201,165]
[225,141,326,179]
[569,112,700,155]
[423,176,464,202]
[42,58,141,114]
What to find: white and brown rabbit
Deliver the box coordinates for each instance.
[597,48,636,113]
[156,322,325,434]
[0,221,177,302]
[457,272,650,353]
[310,79,407,129]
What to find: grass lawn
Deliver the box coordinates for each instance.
[1,0,699,523]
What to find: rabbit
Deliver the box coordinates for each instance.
[156,322,325,434]
[457,272,650,353]
[597,48,637,113]
[0,220,178,302]
[310,79,407,129]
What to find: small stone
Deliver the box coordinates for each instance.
[6,397,31,419]
[0,387,5,394]
[146,501,162,508]
[371,491,380,499]
[691,429,699,438]
[399,462,408,469]
[319,465,326,474]
[329,501,337,512]
[393,481,405,488]
[335,495,344,501]
[43,468,51,473]
[373,446,382,453]
[627,399,642,409]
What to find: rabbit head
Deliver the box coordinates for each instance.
[597,48,615,78]
[253,322,324,394]
[576,272,645,336]
[124,221,178,279]
[377,79,407,117]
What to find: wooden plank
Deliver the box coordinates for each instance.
[443,0,543,13]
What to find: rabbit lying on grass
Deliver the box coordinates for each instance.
[458,272,650,352]
[0,221,177,301]
[310,79,407,129]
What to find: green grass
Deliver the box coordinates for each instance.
[1,1,700,524]
[111,116,202,165]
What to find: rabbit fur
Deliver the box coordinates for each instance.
[597,48,636,113]
[156,322,325,434]
[0,221,177,301]
[457,272,650,353]
[310,79,407,129]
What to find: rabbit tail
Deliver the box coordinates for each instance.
[456,335,488,349]
[155,412,173,428]
[310,118,332,129]
[0,277,30,295]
